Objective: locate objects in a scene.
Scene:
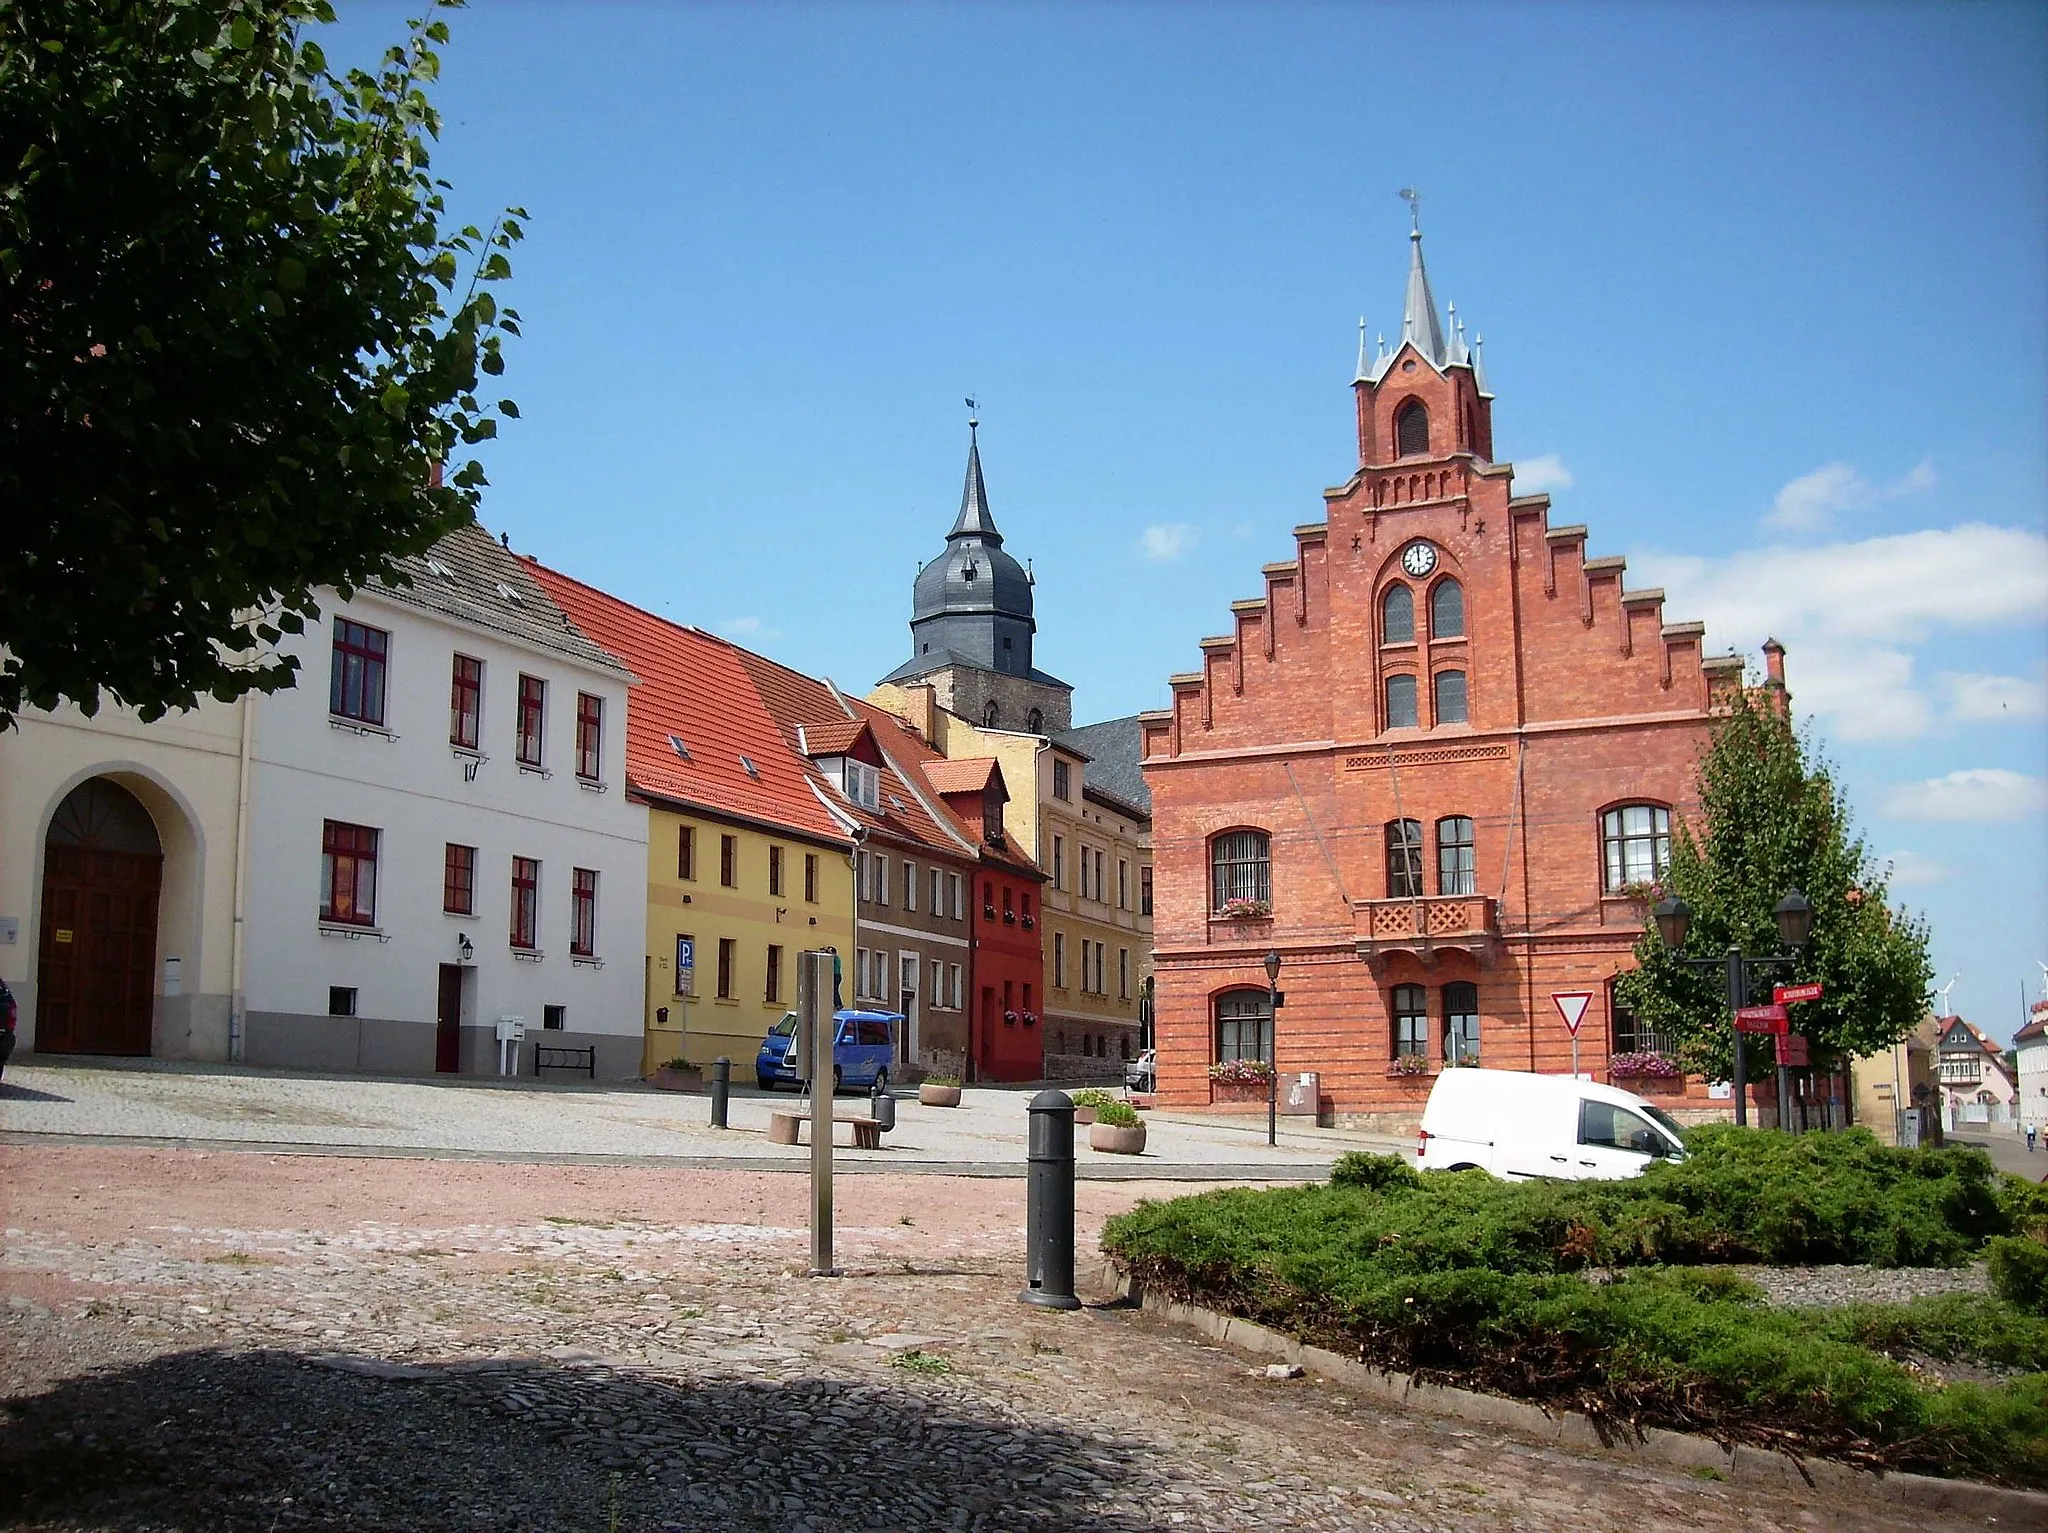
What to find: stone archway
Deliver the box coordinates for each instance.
[37,778,164,1055]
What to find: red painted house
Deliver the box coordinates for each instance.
[1139,225,1760,1126]
[924,755,1047,1082]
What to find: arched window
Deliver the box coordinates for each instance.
[1381,584,1415,645]
[1444,981,1480,1064]
[1601,804,1671,892]
[1430,578,1464,638]
[1214,988,1272,1063]
[1210,829,1271,911]
[1434,670,1469,725]
[1391,984,1429,1058]
[982,699,1001,728]
[1026,707,1044,733]
[1395,399,1429,458]
[1386,819,1423,898]
[1385,674,1418,729]
[1436,816,1475,895]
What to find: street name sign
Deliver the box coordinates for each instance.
[1774,982,1825,1005]
[1734,1004,1789,1035]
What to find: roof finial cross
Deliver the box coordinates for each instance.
[1398,186,1422,234]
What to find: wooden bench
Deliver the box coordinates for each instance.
[533,1045,597,1079]
[767,1110,882,1150]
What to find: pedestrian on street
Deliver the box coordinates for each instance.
[2028,1123,2039,1154]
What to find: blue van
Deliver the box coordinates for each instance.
[755,1009,902,1093]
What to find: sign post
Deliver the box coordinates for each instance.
[1551,992,1593,1079]
[797,950,839,1277]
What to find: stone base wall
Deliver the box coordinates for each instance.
[1040,1051,1128,1084]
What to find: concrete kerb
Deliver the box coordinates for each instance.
[1100,1263,2048,1525]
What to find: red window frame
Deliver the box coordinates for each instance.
[516,675,546,767]
[330,619,389,726]
[510,856,540,949]
[450,655,483,749]
[575,692,603,781]
[570,867,598,957]
[321,820,379,926]
[443,843,476,915]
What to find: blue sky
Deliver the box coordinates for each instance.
[335,1,2046,1039]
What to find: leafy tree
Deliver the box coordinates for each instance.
[0,0,522,723]
[1615,686,1933,1082]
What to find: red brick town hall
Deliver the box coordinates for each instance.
[1139,225,1757,1125]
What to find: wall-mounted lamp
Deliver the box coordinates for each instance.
[457,932,475,963]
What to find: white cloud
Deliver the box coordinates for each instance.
[1943,670,2048,724]
[1633,523,2048,742]
[1141,523,1197,563]
[719,616,781,642]
[1765,459,1936,532]
[1881,769,2048,822]
[1880,849,1953,888]
[1512,454,1574,495]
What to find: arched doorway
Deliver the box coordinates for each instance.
[38,778,164,1055]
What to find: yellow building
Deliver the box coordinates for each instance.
[532,563,857,1076]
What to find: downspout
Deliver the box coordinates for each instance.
[227,691,256,1062]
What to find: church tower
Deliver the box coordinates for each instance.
[878,415,1073,734]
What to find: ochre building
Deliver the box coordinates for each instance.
[1139,226,1753,1127]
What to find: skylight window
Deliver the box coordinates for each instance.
[425,557,455,583]
[740,755,760,779]
[495,581,522,604]
[668,734,692,760]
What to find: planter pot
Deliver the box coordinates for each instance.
[918,1083,963,1108]
[1208,1080,1270,1106]
[1615,1073,1684,1094]
[1089,1121,1147,1155]
[1073,1106,1098,1125]
[648,1066,701,1092]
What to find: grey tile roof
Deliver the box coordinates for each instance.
[1056,713,1150,817]
[367,521,630,679]
[877,648,1072,692]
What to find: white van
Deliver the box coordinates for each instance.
[1416,1068,1689,1181]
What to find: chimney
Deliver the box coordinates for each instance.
[901,683,937,745]
[1761,638,1786,688]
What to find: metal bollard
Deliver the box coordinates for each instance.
[870,1078,896,1133]
[1019,1088,1082,1310]
[710,1056,730,1129]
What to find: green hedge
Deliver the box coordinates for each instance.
[1105,1130,2048,1484]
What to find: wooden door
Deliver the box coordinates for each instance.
[37,844,162,1055]
[436,965,464,1073]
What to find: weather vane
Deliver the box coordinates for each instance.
[1398,186,1421,231]
[965,395,978,431]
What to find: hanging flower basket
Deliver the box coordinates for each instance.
[1215,898,1272,921]
[1021,1010,1038,1026]
[1207,1059,1274,1086]
[1003,1009,1019,1025]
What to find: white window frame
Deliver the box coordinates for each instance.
[903,861,916,913]
[1052,834,1064,891]
[949,873,964,920]
[948,963,963,1008]
[930,958,945,1008]
[930,867,943,914]
[1054,932,1067,988]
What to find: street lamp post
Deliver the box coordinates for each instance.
[1651,889,1813,1128]
[1263,949,1281,1148]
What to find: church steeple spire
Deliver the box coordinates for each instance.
[949,404,1001,544]
[1398,213,1447,365]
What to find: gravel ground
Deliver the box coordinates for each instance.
[0,1145,1999,1532]
[1731,1262,1991,1308]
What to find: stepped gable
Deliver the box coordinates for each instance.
[731,647,981,860]
[526,562,848,844]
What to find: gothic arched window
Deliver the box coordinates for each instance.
[1395,400,1430,458]
[1381,584,1414,645]
[1027,708,1044,733]
[982,699,1001,728]
[1430,578,1464,638]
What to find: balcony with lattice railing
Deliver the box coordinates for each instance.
[1352,894,1499,966]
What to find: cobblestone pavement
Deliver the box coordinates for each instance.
[0,1060,1395,1177]
[0,1146,1980,1532]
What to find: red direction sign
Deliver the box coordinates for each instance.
[1551,992,1595,1037]
[1774,982,1825,1005]
[1734,1004,1789,1035]
[1778,1034,1810,1067]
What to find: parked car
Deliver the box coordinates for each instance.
[0,976,14,1080]
[1416,1067,1687,1181]
[1124,1047,1156,1094]
[755,1009,902,1094]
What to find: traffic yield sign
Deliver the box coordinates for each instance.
[1774,982,1825,1005]
[1552,992,1594,1037]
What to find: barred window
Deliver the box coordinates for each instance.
[1381,584,1415,645]
[1434,670,1469,726]
[1385,673,1418,729]
[1395,399,1429,457]
[1430,578,1464,639]
[1210,830,1271,910]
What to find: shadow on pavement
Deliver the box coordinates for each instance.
[0,1082,71,1103]
[0,1348,1163,1532]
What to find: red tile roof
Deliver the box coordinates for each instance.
[734,649,979,862]
[526,562,850,845]
[922,757,1001,796]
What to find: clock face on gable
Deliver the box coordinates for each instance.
[1400,541,1438,578]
